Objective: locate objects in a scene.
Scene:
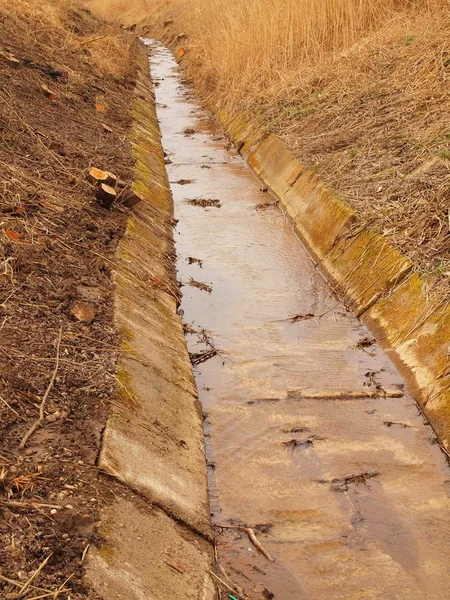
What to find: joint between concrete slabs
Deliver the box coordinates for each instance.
[100,469,213,544]
[218,113,450,447]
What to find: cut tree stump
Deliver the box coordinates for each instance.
[118,188,143,208]
[104,171,118,187]
[87,167,117,188]
[96,183,117,208]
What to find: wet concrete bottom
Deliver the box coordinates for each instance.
[145,40,450,599]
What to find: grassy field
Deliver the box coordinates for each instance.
[87,0,450,294]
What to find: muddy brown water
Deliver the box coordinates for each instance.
[144,40,450,599]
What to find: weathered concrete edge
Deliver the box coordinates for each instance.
[85,43,215,599]
[217,112,450,448]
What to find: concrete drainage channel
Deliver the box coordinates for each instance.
[87,40,450,599]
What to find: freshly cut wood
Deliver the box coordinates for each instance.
[104,171,118,187]
[96,183,117,208]
[87,167,108,186]
[87,167,117,188]
[40,84,56,102]
[118,187,144,208]
[0,51,20,69]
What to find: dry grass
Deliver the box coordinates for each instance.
[87,0,440,100]
[87,0,450,294]
[0,0,133,79]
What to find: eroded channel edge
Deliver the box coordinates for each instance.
[213,110,450,450]
[84,43,215,600]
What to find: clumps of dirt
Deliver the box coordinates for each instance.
[0,2,137,597]
[174,178,193,185]
[183,127,196,136]
[188,277,212,293]
[182,321,198,335]
[186,197,221,208]
[331,472,379,492]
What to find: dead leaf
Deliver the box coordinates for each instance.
[41,84,57,102]
[177,47,185,58]
[101,122,113,133]
[70,300,96,324]
[95,103,105,112]
[5,228,24,241]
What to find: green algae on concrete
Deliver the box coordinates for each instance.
[216,109,450,447]
[85,43,214,599]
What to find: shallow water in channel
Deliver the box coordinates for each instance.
[145,39,450,599]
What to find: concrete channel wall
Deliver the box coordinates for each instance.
[85,45,216,600]
[216,110,450,450]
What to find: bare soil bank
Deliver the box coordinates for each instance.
[0,3,137,596]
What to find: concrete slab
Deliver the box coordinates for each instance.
[86,497,216,600]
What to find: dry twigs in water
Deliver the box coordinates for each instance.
[255,200,279,211]
[288,305,337,324]
[288,313,315,323]
[219,524,275,562]
[19,327,62,449]
[187,256,203,267]
[186,197,221,208]
[188,277,212,293]
[189,349,218,366]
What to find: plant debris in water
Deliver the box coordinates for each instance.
[189,348,218,366]
[255,200,279,211]
[186,197,221,208]
[331,472,379,492]
[187,256,203,267]
[281,435,324,451]
[356,336,376,354]
[288,312,316,323]
[188,277,212,293]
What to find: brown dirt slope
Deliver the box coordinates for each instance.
[0,2,137,597]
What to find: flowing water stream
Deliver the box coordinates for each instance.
[144,40,450,599]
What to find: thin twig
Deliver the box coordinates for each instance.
[209,570,240,596]
[219,525,275,562]
[0,395,24,419]
[1,500,62,510]
[16,553,52,598]
[19,327,62,449]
